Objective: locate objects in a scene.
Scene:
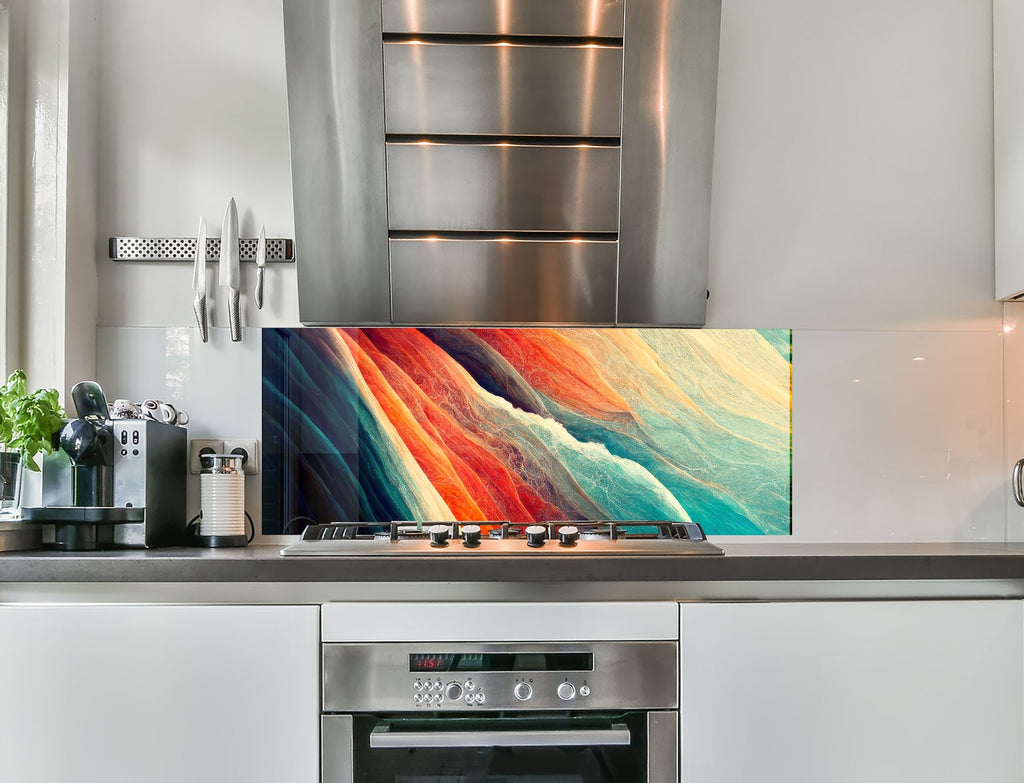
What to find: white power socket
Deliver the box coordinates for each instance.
[188,438,260,475]
[188,439,224,474]
[223,438,259,475]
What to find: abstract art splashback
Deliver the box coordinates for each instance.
[263,328,792,535]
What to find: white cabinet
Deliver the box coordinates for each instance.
[679,601,1023,783]
[0,604,319,783]
[996,0,1024,299]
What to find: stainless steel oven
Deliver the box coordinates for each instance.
[321,641,678,782]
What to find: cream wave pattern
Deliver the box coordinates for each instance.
[262,328,792,535]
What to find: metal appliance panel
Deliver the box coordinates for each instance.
[647,712,679,782]
[322,715,354,783]
[111,420,186,547]
[617,0,721,325]
[284,0,392,325]
[384,42,623,137]
[390,238,616,324]
[382,0,625,37]
[386,143,621,232]
[322,641,678,713]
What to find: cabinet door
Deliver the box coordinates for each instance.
[0,604,319,783]
[680,601,1023,783]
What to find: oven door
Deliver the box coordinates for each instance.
[323,711,677,783]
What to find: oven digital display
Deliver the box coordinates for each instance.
[409,652,594,673]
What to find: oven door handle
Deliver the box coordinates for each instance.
[369,723,632,749]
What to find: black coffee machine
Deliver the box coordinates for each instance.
[22,381,187,550]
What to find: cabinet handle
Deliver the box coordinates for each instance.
[369,724,630,749]
[1013,458,1024,507]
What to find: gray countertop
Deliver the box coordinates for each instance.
[3,542,1024,585]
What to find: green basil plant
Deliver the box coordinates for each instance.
[0,370,65,471]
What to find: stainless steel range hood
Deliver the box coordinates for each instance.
[283,0,721,326]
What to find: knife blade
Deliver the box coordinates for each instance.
[219,197,241,342]
[254,224,266,310]
[192,217,209,342]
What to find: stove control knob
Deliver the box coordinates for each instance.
[514,682,533,701]
[445,682,464,702]
[557,682,576,701]
[557,525,579,547]
[461,524,482,548]
[525,525,547,548]
[428,524,450,547]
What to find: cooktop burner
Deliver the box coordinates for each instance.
[279,520,724,556]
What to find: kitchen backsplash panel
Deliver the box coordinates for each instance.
[262,328,793,535]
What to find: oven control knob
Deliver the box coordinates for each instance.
[428,524,450,547]
[525,525,547,548]
[557,682,576,701]
[579,685,591,697]
[461,524,482,548]
[445,682,464,701]
[557,525,579,547]
[514,682,533,701]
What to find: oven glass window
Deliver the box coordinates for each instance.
[349,713,647,783]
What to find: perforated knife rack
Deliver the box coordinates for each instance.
[108,237,294,263]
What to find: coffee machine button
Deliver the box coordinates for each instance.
[121,449,128,456]
[132,431,139,445]
[120,431,128,445]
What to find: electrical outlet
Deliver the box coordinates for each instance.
[223,438,259,475]
[189,439,224,474]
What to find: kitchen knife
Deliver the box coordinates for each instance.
[219,197,241,342]
[192,217,209,342]
[254,224,266,310]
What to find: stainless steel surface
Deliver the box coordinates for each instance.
[199,453,244,475]
[285,0,721,326]
[617,0,721,325]
[0,522,42,553]
[254,225,266,310]
[368,723,631,748]
[390,238,617,323]
[219,198,241,342]
[383,42,623,137]
[110,420,188,548]
[386,142,621,231]
[282,537,722,558]
[109,236,293,262]
[191,217,208,342]
[647,711,678,783]
[322,641,678,712]
[382,0,625,37]
[284,0,392,325]
[1013,458,1024,507]
[321,715,354,783]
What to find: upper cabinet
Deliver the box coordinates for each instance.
[283,0,722,326]
[996,0,1024,300]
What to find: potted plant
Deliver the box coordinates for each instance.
[0,370,65,514]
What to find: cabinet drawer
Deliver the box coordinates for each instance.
[390,238,617,323]
[384,42,623,137]
[386,143,621,232]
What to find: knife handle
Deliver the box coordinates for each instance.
[255,267,265,310]
[193,294,209,343]
[229,289,241,342]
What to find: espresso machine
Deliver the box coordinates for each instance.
[22,381,187,550]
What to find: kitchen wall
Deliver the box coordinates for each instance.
[92,0,1006,543]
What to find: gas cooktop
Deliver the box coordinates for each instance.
[279,521,724,557]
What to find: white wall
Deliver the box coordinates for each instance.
[92,0,1004,542]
